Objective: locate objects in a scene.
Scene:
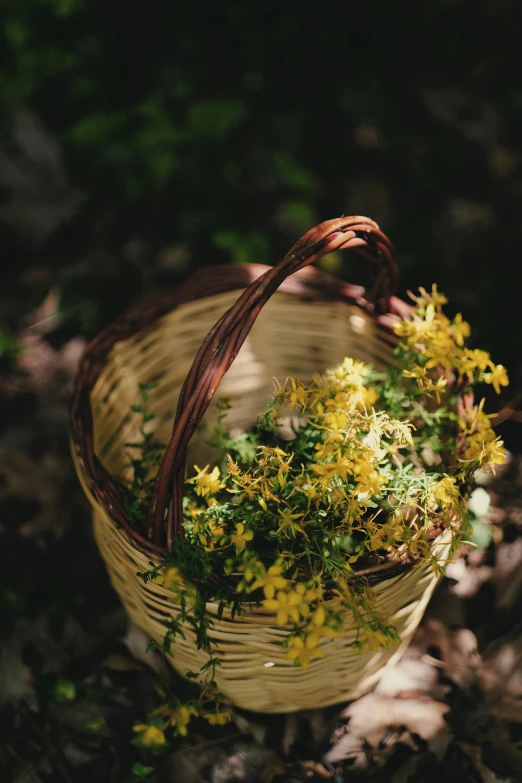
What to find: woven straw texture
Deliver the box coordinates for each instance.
[71,217,450,713]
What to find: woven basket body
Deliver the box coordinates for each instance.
[71,218,450,713]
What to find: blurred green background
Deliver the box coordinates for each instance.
[1,0,522,379]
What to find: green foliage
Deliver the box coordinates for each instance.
[84,716,107,732]
[212,229,270,264]
[187,100,247,139]
[37,675,77,705]
[132,763,155,780]
[52,678,76,703]
[123,382,165,528]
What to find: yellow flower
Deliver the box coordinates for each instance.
[133,723,167,746]
[403,365,427,380]
[314,440,337,461]
[230,522,254,554]
[204,711,232,725]
[362,386,378,408]
[429,476,459,509]
[417,375,448,402]
[479,436,507,469]
[412,284,448,308]
[276,508,307,538]
[264,584,318,625]
[159,566,183,590]
[237,555,266,593]
[193,516,227,550]
[330,357,367,386]
[451,313,471,346]
[324,410,349,431]
[484,364,509,394]
[304,621,340,650]
[353,459,387,497]
[168,705,198,736]
[312,457,351,483]
[464,349,492,372]
[313,604,326,627]
[226,456,240,476]
[186,501,201,519]
[264,590,301,625]
[192,518,208,546]
[209,517,226,537]
[188,465,225,497]
[251,564,288,599]
[285,635,325,669]
[365,629,395,651]
[287,377,308,410]
[291,583,320,616]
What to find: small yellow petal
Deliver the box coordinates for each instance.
[314,605,326,627]
[277,609,288,626]
[306,631,320,649]
[263,583,276,600]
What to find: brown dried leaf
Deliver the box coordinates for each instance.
[480,632,522,708]
[326,693,450,766]
[411,619,481,688]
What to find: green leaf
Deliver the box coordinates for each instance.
[213,229,269,264]
[51,678,76,704]
[272,151,317,190]
[132,762,155,780]
[84,716,107,732]
[68,112,126,146]
[187,100,247,139]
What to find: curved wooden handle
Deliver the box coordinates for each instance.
[145,216,398,549]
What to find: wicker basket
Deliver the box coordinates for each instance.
[70,216,451,713]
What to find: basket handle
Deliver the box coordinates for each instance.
[146,216,398,549]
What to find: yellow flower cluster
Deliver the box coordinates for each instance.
[133,723,166,747]
[394,284,508,395]
[222,365,415,548]
[156,564,199,606]
[236,557,342,668]
[135,702,199,741]
[204,710,232,725]
[457,396,506,471]
[188,464,225,500]
[230,522,254,554]
[161,703,198,736]
[133,696,231,747]
[228,446,293,510]
[192,516,227,550]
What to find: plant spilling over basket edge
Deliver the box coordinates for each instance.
[70,216,508,734]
